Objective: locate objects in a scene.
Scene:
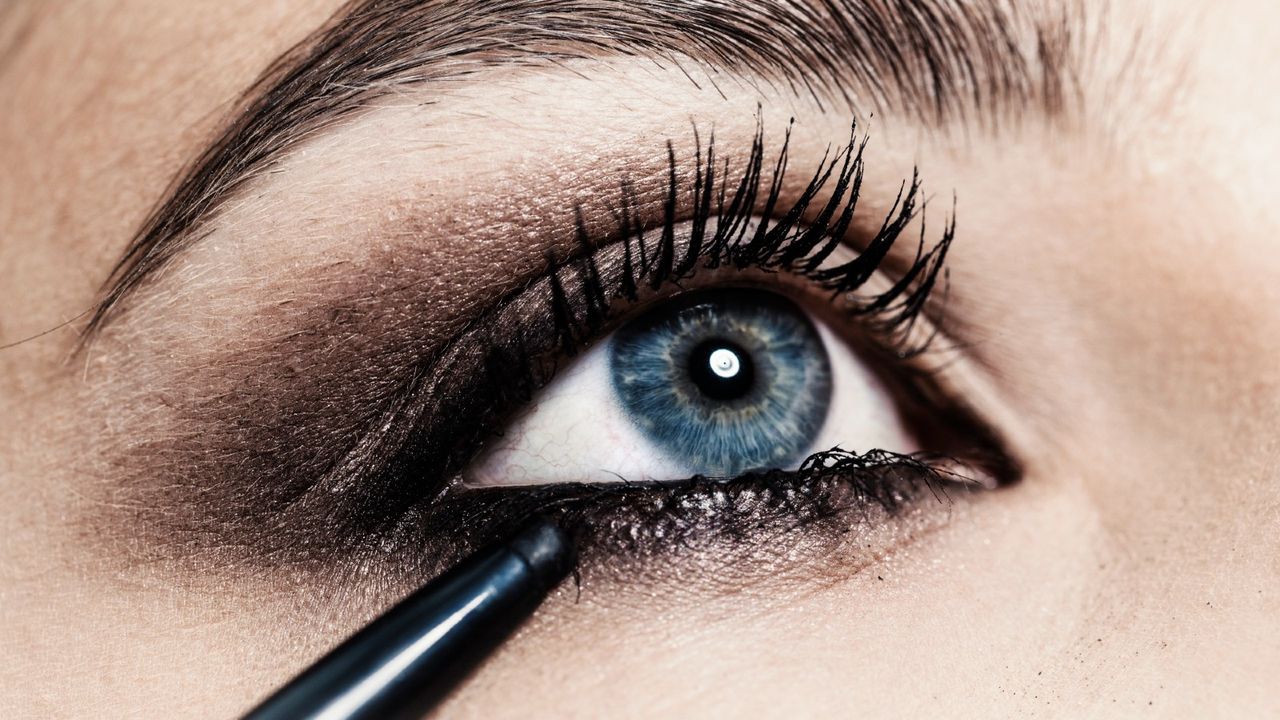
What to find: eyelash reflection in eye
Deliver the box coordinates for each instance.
[337,120,1006,563]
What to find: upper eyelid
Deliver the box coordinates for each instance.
[81,0,1101,343]
[431,121,934,388]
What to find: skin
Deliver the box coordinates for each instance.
[3,0,1279,717]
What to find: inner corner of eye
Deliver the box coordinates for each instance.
[462,288,919,490]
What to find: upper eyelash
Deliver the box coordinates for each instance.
[547,119,954,364]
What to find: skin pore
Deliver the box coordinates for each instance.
[3,0,1280,717]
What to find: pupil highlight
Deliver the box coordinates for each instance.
[689,340,754,401]
[709,348,741,378]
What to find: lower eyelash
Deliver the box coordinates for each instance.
[384,449,990,582]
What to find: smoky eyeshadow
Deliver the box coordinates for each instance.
[89,123,1000,591]
[90,233,659,577]
[97,231,778,579]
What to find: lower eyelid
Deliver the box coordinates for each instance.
[403,448,990,594]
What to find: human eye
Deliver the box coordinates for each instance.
[377,121,1013,572]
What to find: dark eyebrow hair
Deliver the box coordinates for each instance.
[84,0,1092,339]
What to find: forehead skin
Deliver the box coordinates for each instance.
[3,1,1280,718]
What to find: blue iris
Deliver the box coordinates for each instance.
[608,289,832,476]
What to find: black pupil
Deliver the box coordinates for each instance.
[687,338,755,401]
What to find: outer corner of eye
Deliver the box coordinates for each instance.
[464,289,916,489]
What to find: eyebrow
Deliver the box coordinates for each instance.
[84,0,1092,339]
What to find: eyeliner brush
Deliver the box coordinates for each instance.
[241,518,575,720]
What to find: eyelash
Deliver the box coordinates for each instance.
[548,120,952,363]
[299,118,1005,577]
